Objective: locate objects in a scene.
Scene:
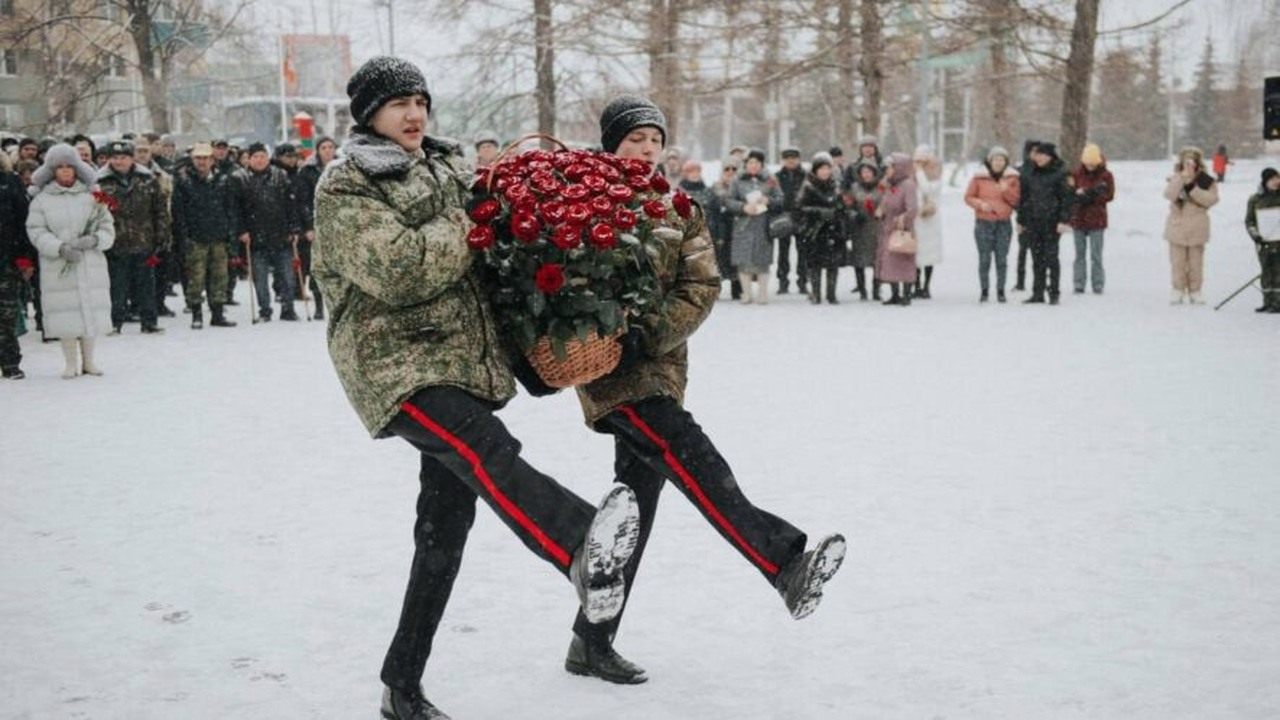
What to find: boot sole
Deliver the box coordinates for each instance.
[790,534,848,620]
[580,486,641,623]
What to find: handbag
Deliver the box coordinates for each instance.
[887,217,917,254]
[768,213,796,240]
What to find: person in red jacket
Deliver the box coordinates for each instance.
[1070,143,1116,295]
[1212,145,1232,183]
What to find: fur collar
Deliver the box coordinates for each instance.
[95,162,155,182]
[340,132,463,178]
[973,166,1019,180]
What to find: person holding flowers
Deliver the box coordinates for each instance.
[25,143,115,379]
[523,96,847,685]
[311,56,643,720]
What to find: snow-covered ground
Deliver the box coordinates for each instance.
[3,159,1278,720]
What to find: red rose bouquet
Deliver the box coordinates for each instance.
[467,135,693,387]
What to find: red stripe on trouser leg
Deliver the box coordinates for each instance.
[617,405,779,576]
[399,401,572,567]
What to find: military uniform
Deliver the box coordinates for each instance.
[96,160,171,331]
[1,171,35,376]
[1245,177,1280,312]
[173,154,235,324]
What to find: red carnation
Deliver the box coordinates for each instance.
[551,224,582,250]
[672,190,692,219]
[864,198,875,212]
[606,184,635,203]
[14,257,34,270]
[613,207,637,230]
[589,195,615,217]
[511,211,542,244]
[589,223,618,249]
[466,225,495,250]
[566,203,592,225]
[468,198,501,224]
[534,263,566,294]
[650,174,671,194]
[642,199,667,219]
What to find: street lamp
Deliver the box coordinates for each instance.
[373,0,395,55]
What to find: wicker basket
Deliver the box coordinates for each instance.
[525,329,623,388]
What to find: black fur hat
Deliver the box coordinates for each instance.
[347,56,432,129]
[599,95,667,154]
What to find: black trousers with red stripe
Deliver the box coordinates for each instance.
[380,386,597,692]
[572,397,807,643]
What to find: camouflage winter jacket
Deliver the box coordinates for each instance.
[576,195,721,424]
[312,132,515,437]
[96,164,171,255]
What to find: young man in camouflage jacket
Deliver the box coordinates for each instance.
[550,97,847,686]
[311,57,641,720]
[97,140,171,334]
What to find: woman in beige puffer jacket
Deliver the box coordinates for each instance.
[1163,146,1220,304]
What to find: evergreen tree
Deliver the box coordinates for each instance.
[1091,48,1145,159]
[1184,36,1218,152]
[1139,36,1169,159]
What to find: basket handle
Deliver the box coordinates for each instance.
[485,133,573,193]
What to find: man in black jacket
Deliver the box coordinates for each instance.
[233,143,301,322]
[1017,142,1075,304]
[0,168,35,378]
[173,143,237,328]
[775,147,808,294]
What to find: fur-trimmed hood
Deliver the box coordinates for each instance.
[337,131,464,178]
[95,161,155,182]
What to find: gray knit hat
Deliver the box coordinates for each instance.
[599,95,667,154]
[347,56,432,129]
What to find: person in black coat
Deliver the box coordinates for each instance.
[1016,142,1075,304]
[173,143,238,328]
[798,153,846,304]
[232,143,302,321]
[1012,138,1041,291]
[294,136,336,320]
[775,147,808,295]
[0,167,36,378]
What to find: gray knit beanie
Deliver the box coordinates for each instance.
[599,95,667,154]
[347,56,432,129]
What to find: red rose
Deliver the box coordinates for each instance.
[565,163,592,181]
[511,211,542,244]
[642,199,667,219]
[672,190,692,218]
[864,198,875,212]
[650,174,671,194]
[527,160,554,173]
[14,257,34,270]
[144,254,162,268]
[504,182,532,204]
[534,263,566,294]
[566,203,592,225]
[494,176,514,192]
[606,184,635,203]
[619,158,652,175]
[527,150,555,164]
[529,171,559,194]
[561,184,591,201]
[589,195,615,217]
[613,207,637,230]
[468,198,501,224]
[540,200,567,224]
[589,223,618,249]
[582,174,608,193]
[551,224,582,250]
[466,225,495,250]
[626,174,651,191]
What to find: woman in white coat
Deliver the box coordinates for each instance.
[913,145,944,299]
[26,144,115,378]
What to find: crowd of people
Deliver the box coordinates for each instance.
[3,119,1279,381]
[0,131,341,379]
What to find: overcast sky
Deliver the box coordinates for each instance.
[258,0,1271,98]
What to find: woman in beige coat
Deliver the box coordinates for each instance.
[1163,147,1219,304]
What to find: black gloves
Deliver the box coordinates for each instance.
[512,354,560,397]
[609,326,649,377]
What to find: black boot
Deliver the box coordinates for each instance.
[775,534,847,620]
[280,304,300,321]
[312,293,325,321]
[882,283,900,306]
[872,278,882,301]
[565,633,648,684]
[729,275,742,300]
[380,685,451,720]
[900,283,913,306]
[825,268,839,304]
[210,305,237,327]
[190,306,203,330]
[854,268,868,300]
[807,268,821,304]
[1,366,25,379]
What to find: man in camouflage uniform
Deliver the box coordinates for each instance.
[554,97,847,686]
[135,139,179,318]
[1,165,35,378]
[311,56,641,720]
[98,140,171,334]
[172,143,236,328]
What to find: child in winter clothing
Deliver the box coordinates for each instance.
[1245,167,1280,312]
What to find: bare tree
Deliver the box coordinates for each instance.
[1057,0,1099,167]
[534,0,556,142]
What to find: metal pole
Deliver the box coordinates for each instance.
[916,0,931,147]
[277,33,288,143]
[388,0,395,55]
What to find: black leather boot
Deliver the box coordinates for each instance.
[775,534,847,620]
[825,268,839,304]
[380,685,451,719]
[190,306,203,330]
[565,633,648,684]
[210,305,237,327]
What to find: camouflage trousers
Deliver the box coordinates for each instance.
[0,268,24,369]
[184,242,230,308]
